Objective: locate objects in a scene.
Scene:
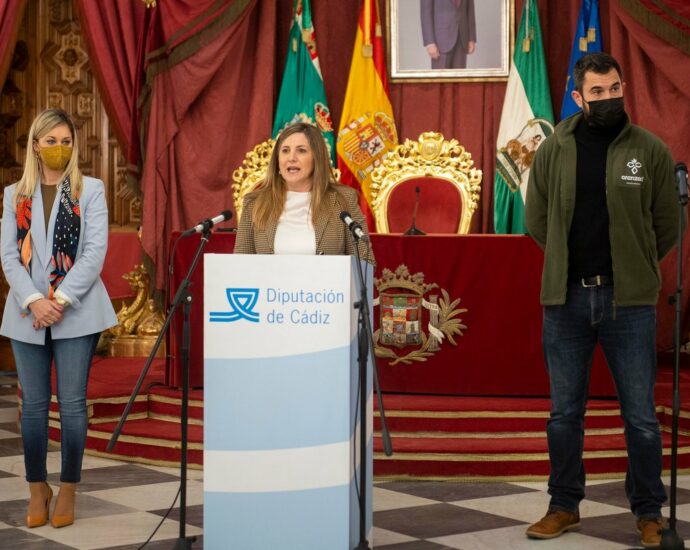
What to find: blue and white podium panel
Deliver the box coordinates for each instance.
[204,254,373,549]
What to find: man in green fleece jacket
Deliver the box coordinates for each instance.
[524,52,685,548]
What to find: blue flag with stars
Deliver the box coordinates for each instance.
[560,0,602,120]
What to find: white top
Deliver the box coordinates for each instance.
[274,191,316,255]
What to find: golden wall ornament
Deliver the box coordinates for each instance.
[373,264,467,365]
[369,131,482,234]
[107,265,164,357]
[232,136,341,220]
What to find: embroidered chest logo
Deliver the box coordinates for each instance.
[627,158,642,174]
[621,158,644,186]
[373,265,467,365]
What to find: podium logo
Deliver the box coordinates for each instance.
[209,288,260,323]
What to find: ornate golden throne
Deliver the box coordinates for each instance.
[370,131,482,234]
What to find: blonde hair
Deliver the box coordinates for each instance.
[15,109,82,205]
[251,122,337,231]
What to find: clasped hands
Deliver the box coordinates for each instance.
[28,298,64,329]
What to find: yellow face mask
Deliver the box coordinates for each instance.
[39,145,72,171]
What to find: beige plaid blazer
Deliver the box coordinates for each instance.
[234,185,374,263]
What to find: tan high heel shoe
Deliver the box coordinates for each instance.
[26,481,53,528]
[51,482,76,528]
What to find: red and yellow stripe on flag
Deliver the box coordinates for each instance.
[336,0,398,228]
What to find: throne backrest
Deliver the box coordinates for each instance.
[232,138,275,221]
[370,132,482,234]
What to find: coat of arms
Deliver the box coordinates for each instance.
[374,265,467,365]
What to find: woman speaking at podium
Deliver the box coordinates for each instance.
[0,109,117,529]
[234,122,374,263]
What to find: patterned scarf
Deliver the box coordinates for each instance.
[16,177,81,298]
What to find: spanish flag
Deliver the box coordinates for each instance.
[336,0,398,227]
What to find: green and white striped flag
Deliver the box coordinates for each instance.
[273,0,335,162]
[494,0,554,234]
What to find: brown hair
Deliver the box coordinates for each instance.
[250,122,337,231]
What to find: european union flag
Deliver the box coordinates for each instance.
[560,0,602,120]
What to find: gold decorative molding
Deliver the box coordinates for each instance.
[370,131,482,234]
[232,138,275,220]
[107,265,164,358]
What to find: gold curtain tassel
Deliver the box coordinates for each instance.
[588,27,597,42]
[362,43,373,57]
[302,28,311,43]
[292,37,297,53]
[376,23,382,37]
[522,38,531,53]
[579,37,588,52]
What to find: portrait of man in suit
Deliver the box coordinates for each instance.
[388,0,509,81]
[420,0,477,69]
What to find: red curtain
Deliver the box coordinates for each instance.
[609,1,690,349]
[73,1,148,154]
[0,0,26,88]
[136,0,278,290]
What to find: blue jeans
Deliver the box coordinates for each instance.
[543,283,666,518]
[12,330,99,483]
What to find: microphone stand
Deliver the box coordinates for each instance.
[349,235,393,550]
[661,179,688,550]
[404,186,426,236]
[107,229,212,550]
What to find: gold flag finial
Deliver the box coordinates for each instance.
[142,0,156,7]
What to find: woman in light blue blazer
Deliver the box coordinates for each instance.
[0,109,117,529]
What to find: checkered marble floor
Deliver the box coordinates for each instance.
[2,377,690,549]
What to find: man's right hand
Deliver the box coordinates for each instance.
[426,44,441,59]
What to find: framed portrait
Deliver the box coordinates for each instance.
[387,0,514,82]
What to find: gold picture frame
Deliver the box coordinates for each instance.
[387,0,514,82]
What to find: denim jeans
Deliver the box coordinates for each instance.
[543,283,666,518]
[12,330,99,483]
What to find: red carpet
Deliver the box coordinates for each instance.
[32,353,690,479]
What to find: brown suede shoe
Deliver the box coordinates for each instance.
[637,517,665,548]
[526,510,581,539]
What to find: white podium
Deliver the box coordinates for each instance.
[203,254,373,549]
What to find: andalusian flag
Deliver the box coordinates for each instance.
[561,0,602,120]
[494,0,554,234]
[273,0,335,161]
[337,0,398,221]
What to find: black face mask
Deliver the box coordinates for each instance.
[583,97,626,129]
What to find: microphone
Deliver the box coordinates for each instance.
[340,211,369,242]
[181,210,233,237]
[676,162,688,205]
[404,186,426,236]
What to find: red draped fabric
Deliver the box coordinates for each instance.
[168,231,617,395]
[135,0,278,291]
[608,2,690,349]
[0,0,26,88]
[73,1,148,153]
